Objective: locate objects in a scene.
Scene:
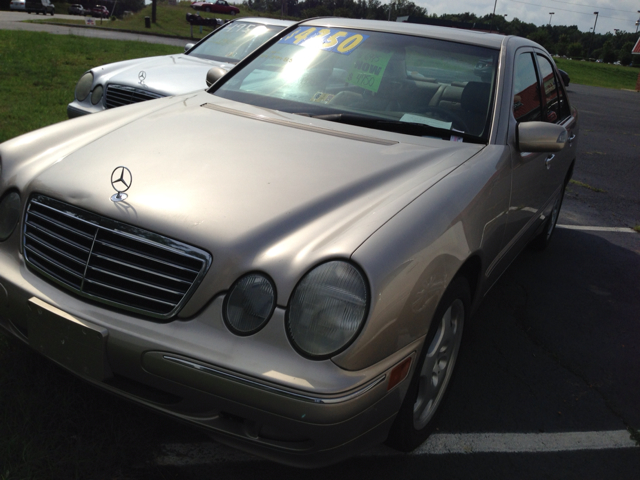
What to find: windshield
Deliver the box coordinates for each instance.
[188,22,287,64]
[213,26,499,142]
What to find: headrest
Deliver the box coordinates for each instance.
[461,82,491,114]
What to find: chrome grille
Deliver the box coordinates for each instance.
[23,195,211,320]
[105,84,165,109]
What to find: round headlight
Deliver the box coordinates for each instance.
[91,84,103,105]
[75,72,93,101]
[224,273,276,336]
[287,261,369,359]
[0,192,21,242]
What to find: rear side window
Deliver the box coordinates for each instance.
[537,54,571,123]
[512,53,541,123]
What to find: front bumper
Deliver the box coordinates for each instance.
[0,230,418,466]
[67,101,102,119]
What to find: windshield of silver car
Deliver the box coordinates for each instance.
[188,22,287,63]
[213,27,499,142]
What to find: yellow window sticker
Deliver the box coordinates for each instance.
[311,92,336,104]
[346,50,393,93]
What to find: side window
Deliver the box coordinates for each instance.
[537,54,571,123]
[513,52,542,122]
[537,55,561,123]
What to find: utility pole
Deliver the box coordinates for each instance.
[549,12,554,26]
[490,0,498,33]
[589,11,598,60]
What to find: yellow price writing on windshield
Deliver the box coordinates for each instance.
[279,27,369,55]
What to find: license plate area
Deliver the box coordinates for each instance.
[27,297,109,381]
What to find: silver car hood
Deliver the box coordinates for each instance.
[16,92,483,314]
[94,54,233,96]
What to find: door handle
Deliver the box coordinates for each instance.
[545,154,555,170]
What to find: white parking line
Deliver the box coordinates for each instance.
[557,225,637,233]
[156,430,637,465]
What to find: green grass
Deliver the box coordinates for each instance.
[555,58,640,90]
[0,30,182,144]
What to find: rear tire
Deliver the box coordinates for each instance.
[386,277,470,452]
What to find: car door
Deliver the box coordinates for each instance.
[495,48,574,272]
[504,49,550,243]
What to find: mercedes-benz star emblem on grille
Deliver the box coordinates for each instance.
[138,71,146,84]
[111,166,132,202]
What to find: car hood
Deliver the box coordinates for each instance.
[94,54,233,96]
[12,92,483,314]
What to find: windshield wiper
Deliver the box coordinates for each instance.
[296,113,481,143]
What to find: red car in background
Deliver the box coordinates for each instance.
[191,0,239,15]
[91,5,109,18]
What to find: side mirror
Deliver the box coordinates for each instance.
[517,122,567,152]
[205,66,227,87]
[184,43,195,53]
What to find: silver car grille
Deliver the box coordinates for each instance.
[105,84,165,109]
[23,195,212,320]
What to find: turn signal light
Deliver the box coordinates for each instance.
[387,356,412,391]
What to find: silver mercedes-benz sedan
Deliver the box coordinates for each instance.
[66,17,293,118]
[0,18,577,467]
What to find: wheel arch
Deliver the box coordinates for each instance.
[451,254,482,312]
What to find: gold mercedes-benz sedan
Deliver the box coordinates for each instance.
[0,18,577,467]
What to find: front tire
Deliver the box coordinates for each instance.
[386,277,470,451]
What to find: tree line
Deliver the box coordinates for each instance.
[242,1,640,65]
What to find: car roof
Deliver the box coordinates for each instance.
[234,17,295,27]
[302,18,513,50]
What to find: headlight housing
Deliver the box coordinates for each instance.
[0,191,21,241]
[286,261,369,359]
[91,84,103,105]
[75,72,93,101]
[224,273,276,336]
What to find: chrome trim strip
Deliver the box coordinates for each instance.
[86,265,185,297]
[25,245,84,279]
[26,222,92,254]
[83,278,176,307]
[27,207,94,240]
[163,355,387,405]
[25,234,87,266]
[90,252,192,286]
[201,103,399,146]
[94,239,200,274]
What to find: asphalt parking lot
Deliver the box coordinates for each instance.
[0,15,639,478]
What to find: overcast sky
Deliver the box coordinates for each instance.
[412,0,640,34]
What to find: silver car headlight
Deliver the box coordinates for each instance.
[224,273,276,335]
[0,191,21,241]
[75,72,93,101]
[91,84,104,105]
[287,261,369,359]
